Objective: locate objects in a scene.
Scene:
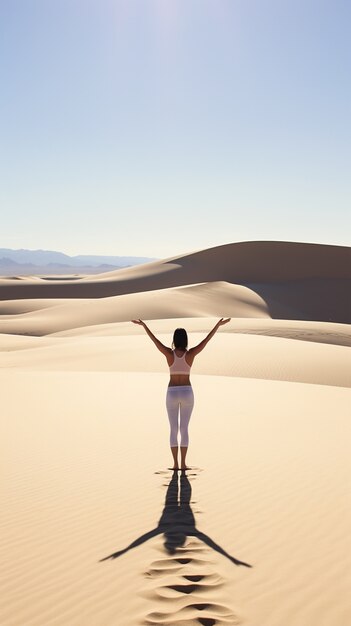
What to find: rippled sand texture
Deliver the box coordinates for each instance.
[1,241,351,626]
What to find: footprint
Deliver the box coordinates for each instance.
[145,560,184,576]
[146,555,211,578]
[166,583,200,594]
[190,602,237,618]
[145,602,239,625]
[192,603,210,610]
[183,573,223,586]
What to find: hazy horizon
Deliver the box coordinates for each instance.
[1,237,350,265]
[1,1,350,257]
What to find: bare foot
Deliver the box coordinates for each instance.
[180,465,190,471]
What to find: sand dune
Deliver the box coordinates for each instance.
[0,326,350,387]
[0,282,270,336]
[1,240,350,626]
[0,241,350,322]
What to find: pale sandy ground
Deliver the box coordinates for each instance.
[1,241,351,626]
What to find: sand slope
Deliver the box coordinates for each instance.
[0,328,350,388]
[1,372,350,626]
[1,240,351,626]
[0,241,350,322]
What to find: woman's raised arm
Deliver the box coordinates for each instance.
[131,319,172,358]
[188,318,230,358]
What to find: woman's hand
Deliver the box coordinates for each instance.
[217,318,231,326]
[131,319,145,326]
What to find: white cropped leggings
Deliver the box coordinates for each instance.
[166,386,194,447]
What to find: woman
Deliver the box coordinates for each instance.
[131,318,231,470]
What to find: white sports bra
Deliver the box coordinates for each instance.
[169,350,191,375]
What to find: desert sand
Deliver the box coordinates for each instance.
[1,241,350,626]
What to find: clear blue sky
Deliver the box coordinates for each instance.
[1,0,350,257]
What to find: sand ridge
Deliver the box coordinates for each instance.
[0,241,350,323]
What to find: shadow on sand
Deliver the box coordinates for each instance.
[100,470,252,567]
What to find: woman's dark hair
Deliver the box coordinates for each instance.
[172,328,188,350]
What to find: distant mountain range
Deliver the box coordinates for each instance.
[0,248,155,276]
